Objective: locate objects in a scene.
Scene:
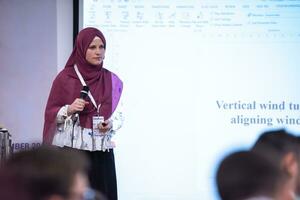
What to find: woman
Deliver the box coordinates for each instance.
[43,27,123,200]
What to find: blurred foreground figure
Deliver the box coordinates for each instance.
[216,150,290,200]
[0,145,105,200]
[252,129,300,199]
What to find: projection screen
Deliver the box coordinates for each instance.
[79,0,300,199]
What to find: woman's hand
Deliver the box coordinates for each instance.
[98,120,112,133]
[67,98,89,116]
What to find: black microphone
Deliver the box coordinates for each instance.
[74,86,90,119]
[72,86,89,147]
[80,85,89,99]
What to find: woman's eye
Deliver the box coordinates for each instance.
[89,45,104,49]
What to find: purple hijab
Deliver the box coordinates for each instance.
[43,27,123,144]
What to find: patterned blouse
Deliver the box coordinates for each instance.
[52,102,123,152]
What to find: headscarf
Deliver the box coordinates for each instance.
[43,27,123,144]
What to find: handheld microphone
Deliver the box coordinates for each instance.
[74,86,90,120]
[71,86,89,147]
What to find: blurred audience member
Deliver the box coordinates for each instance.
[0,145,105,200]
[216,150,289,200]
[252,129,300,199]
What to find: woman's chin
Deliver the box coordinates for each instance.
[89,61,102,66]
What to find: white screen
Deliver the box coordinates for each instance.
[81,1,300,199]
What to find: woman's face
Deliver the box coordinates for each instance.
[85,36,105,65]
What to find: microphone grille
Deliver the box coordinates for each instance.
[80,86,90,99]
[82,86,89,92]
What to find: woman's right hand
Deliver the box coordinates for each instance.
[67,98,89,116]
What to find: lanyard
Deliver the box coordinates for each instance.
[74,65,101,113]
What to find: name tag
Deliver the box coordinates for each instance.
[92,116,104,136]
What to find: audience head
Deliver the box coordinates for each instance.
[295,136,300,196]
[216,150,283,200]
[0,145,94,200]
[251,129,300,197]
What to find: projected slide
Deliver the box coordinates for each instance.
[81,0,300,199]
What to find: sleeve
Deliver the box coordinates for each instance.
[109,100,124,134]
[56,105,70,124]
